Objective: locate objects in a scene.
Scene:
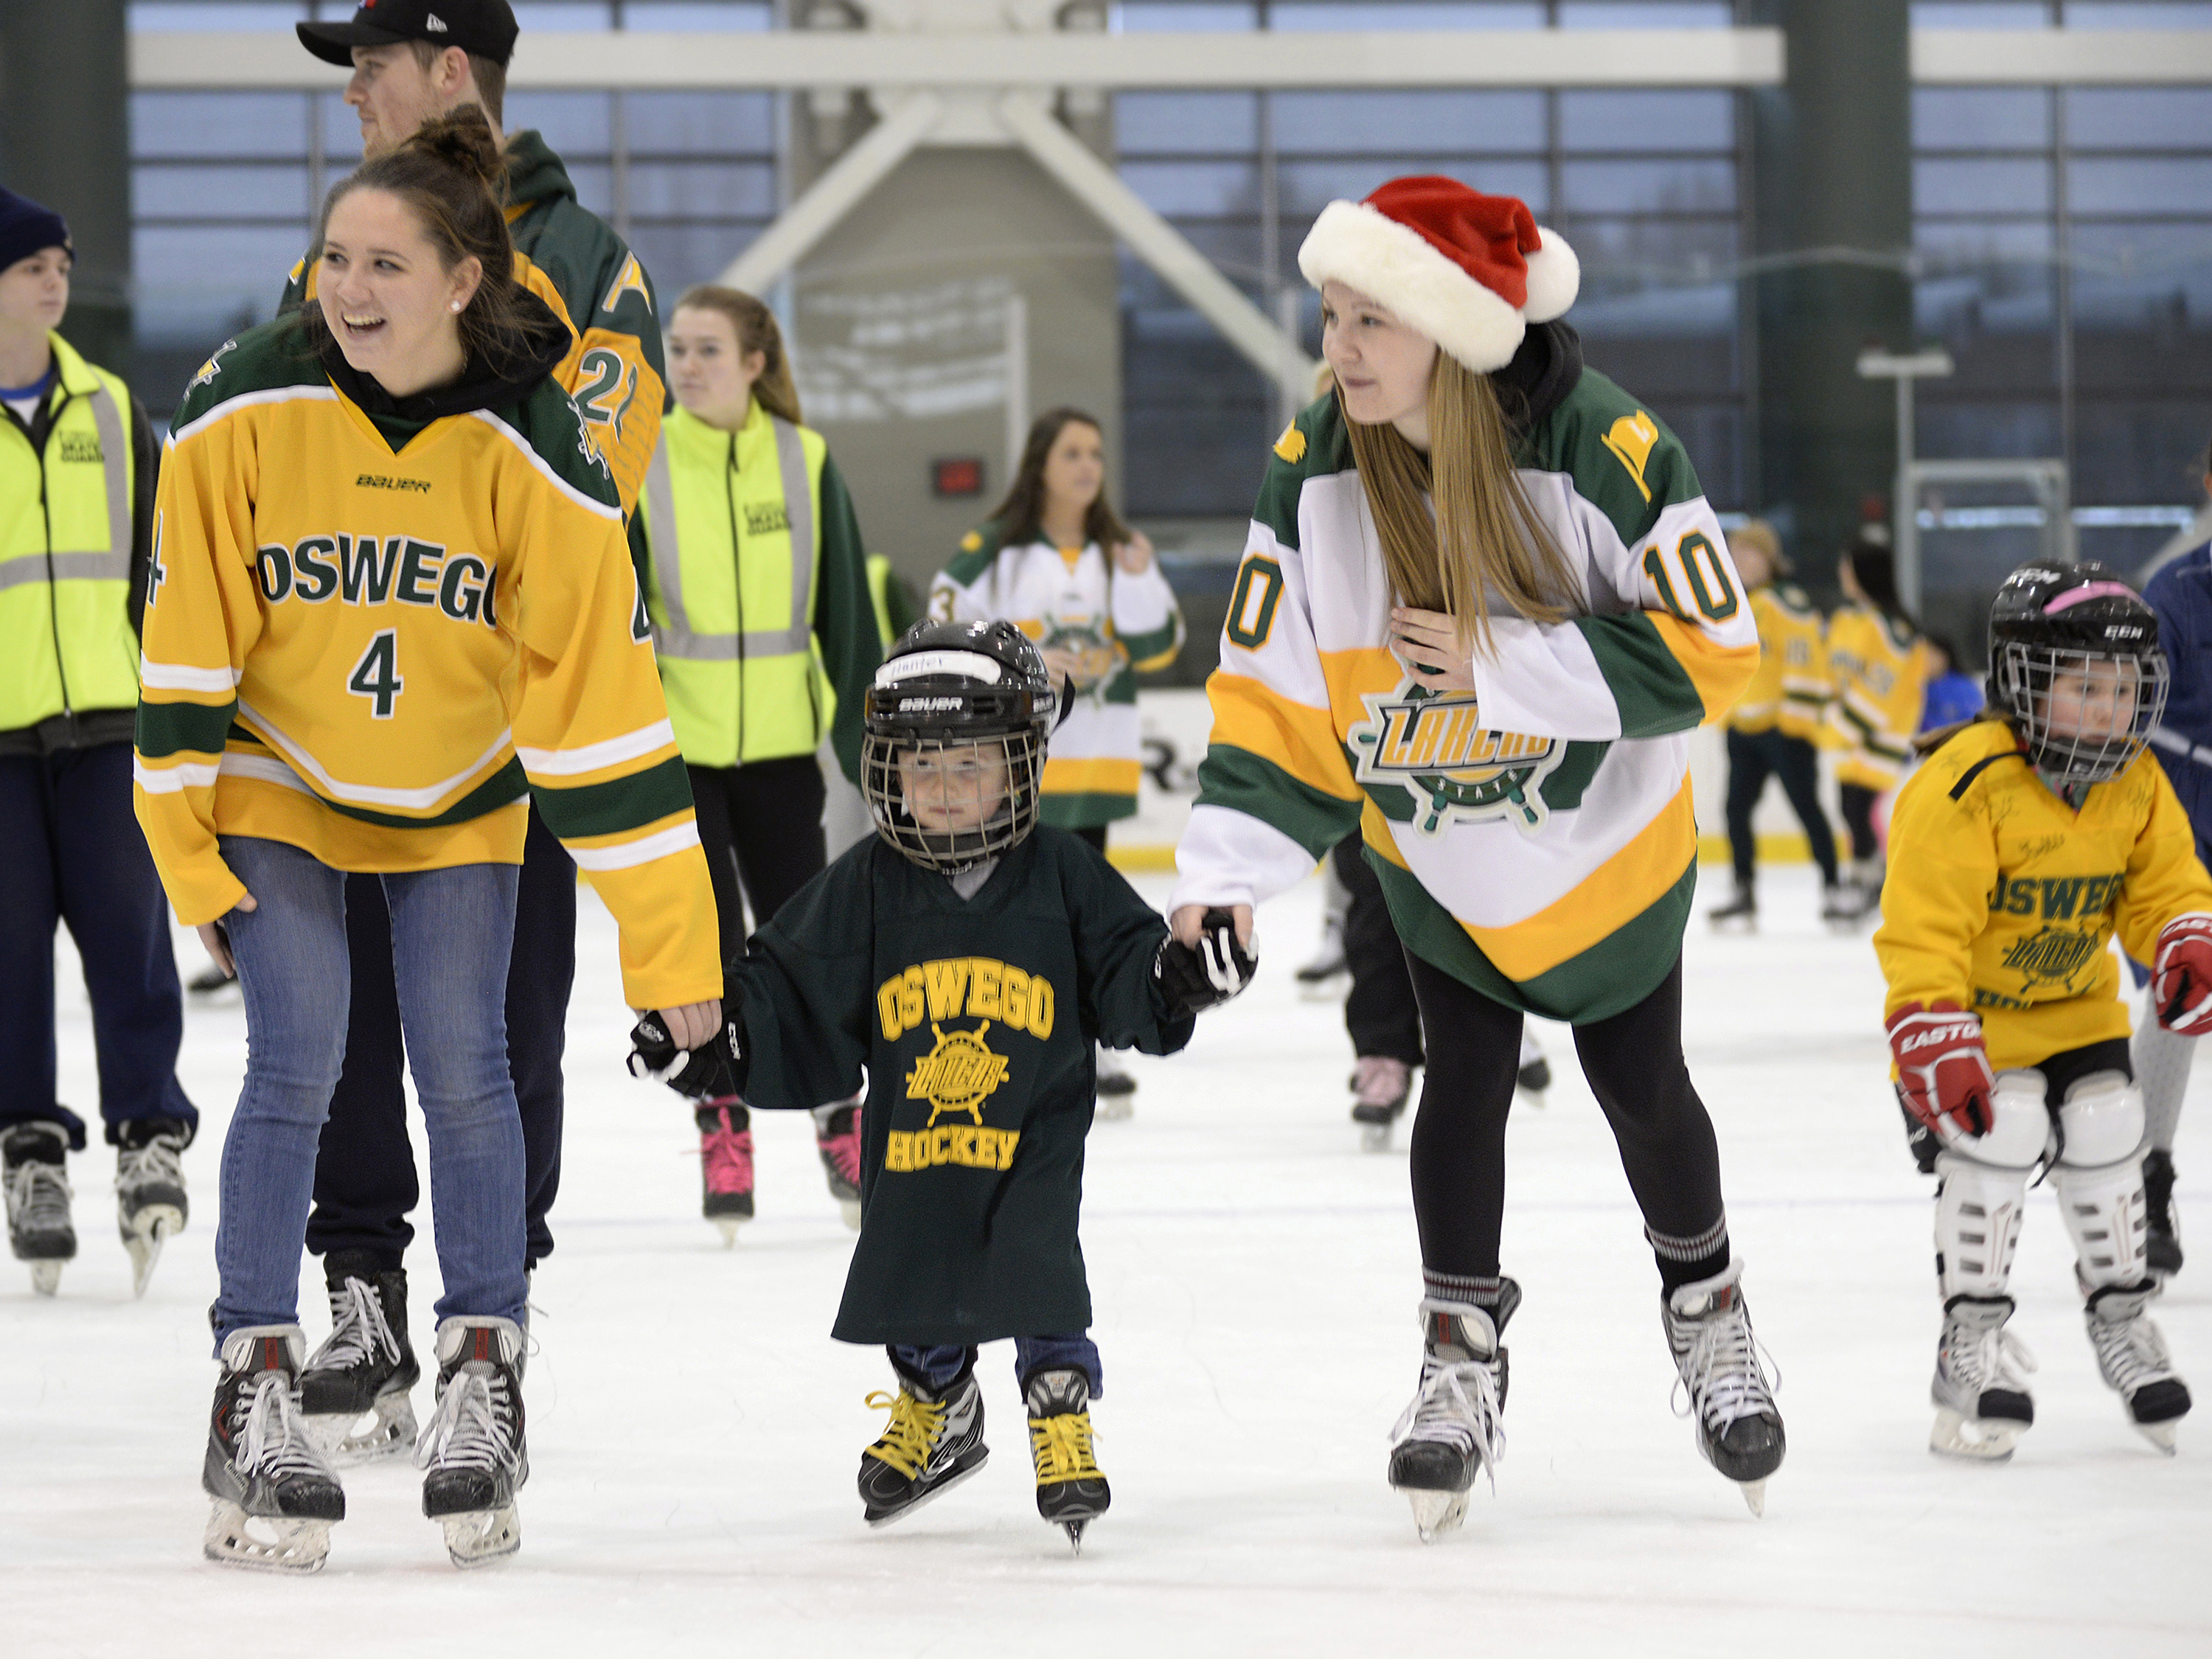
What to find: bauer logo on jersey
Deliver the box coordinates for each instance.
[1349,678,1565,837]
[2000,925,2105,992]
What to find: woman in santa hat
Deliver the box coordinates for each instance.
[1168,175,1784,1537]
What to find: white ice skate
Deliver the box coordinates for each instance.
[416,1316,529,1568]
[1929,1294,2036,1461]
[4,1123,75,1296]
[1095,1044,1135,1121]
[2084,1281,2192,1453]
[115,1119,190,1299]
[1662,1262,1785,1515]
[203,1326,346,1573]
[1388,1293,1511,1543]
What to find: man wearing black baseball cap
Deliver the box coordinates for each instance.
[263,0,670,1452]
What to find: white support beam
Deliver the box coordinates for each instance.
[717,92,942,293]
[1913,28,2212,84]
[994,93,1315,405]
[129,27,1784,90]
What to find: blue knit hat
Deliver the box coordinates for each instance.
[0,188,71,275]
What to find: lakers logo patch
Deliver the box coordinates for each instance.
[906,1021,1012,1127]
[1349,678,1564,837]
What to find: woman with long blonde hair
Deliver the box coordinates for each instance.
[1168,175,1784,1535]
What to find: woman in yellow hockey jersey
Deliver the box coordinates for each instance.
[1877,561,2207,1465]
[1827,535,1931,915]
[134,114,723,1573]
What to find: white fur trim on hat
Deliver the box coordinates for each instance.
[1297,199,1579,374]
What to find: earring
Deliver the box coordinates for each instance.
[450,300,463,312]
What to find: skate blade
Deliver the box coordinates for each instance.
[1405,1489,1468,1543]
[714,1217,745,1247]
[308,1394,419,1465]
[1930,1408,2023,1462]
[203,1500,330,1574]
[1297,981,1348,1004]
[1738,1479,1767,1517]
[124,1210,180,1299]
[863,1453,990,1528]
[2133,1418,2181,1455]
[1062,1520,1087,1556]
[1359,1121,1394,1154]
[1708,916,1756,935]
[1096,1096,1134,1122]
[29,1259,61,1297]
[439,1503,521,1568]
[838,1198,862,1231]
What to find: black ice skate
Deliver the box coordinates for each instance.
[202,1325,346,1573]
[301,1253,420,1462]
[1095,1045,1136,1121]
[2084,1280,2191,1453]
[1516,1048,1551,1105]
[114,1116,191,1299]
[1349,1056,1413,1152]
[1294,918,1347,1001]
[3,1121,75,1296]
[2143,1150,2184,1280]
[1929,1293,2037,1461]
[1661,1260,1785,1514]
[415,1315,529,1568]
[1024,1366,1110,1553]
[858,1354,989,1527]
[1388,1283,1515,1543]
[1708,883,1757,933]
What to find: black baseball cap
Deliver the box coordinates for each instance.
[298,0,520,69]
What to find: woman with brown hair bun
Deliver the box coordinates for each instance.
[929,408,1183,1118]
[136,109,723,1573]
[1169,175,1785,1535]
[643,285,878,1239]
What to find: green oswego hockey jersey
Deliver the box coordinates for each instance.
[726,828,1193,1345]
[1171,333,1757,1023]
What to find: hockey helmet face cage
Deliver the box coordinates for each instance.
[1988,560,2168,785]
[863,619,1059,874]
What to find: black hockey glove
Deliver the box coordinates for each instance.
[1152,909,1258,1018]
[627,1009,742,1103]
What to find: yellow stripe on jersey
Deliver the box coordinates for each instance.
[1206,668,1362,801]
[1042,757,1143,796]
[1648,613,1761,724]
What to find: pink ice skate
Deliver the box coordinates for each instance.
[814,1100,863,1231]
[697,1103,754,1245]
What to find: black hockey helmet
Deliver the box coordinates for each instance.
[862,619,1059,873]
[1987,560,2167,785]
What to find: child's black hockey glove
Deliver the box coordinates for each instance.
[1153,908,1257,1017]
[627,1009,742,1103]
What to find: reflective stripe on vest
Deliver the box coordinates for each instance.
[0,386,128,591]
[644,414,813,662]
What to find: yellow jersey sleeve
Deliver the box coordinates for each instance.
[1874,751,1999,1020]
[2116,759,2212,967]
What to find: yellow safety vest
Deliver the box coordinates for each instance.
[642,401,830,769]
[0,333,137,731]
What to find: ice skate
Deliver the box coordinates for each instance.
[1825,860,1883,930]
[814,1098,864,1230]
[2143,1150,2184,1280]
[1928,1293,2036,1461]
[1295,915,1347,1001]
[1025,1366,1109,1553]
[301,1252,420,1461]
[202,1326,345,1573]
[858,1355,989,1527]
[1707,883,1756,933]
[1515,1033,1551,1107]
[4,1122,74,1296]
[1349,1055,1411,1152]
[2083,1279,2191,1453]
[1095,1044,1135,1121]
[698,1102,754,1243]
[1661,1261,1784,1514]
[1818,880,1858,927]
[186,961,238,998]
[114,1117,190,1298]
[1388,1285,1514,1543]
[415,1315,529,1568]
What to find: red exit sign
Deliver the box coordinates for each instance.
[932,457,984,498]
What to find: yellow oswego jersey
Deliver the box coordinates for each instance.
[1826,603,1929,788]
[133,319,720,1011]
[1729,580,1827,740]
[1875,719,2212,1071]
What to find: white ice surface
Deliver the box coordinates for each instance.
[6,864,2211,1657]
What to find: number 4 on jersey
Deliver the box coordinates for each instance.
[348,630,403,718]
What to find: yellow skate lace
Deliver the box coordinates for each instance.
[1028,1408,1101,1484]
[863,1388,945,1478]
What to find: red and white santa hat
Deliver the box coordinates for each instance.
[1297,175,1579,375]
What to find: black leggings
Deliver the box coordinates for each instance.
[1724,727,1839,886]
[1839,783,1880,863]
[689,757,827,970]
[1405,951,1728,1293]
[1335,835,1422,1065]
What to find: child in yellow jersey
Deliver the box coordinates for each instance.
[1829,536,1932,919]
[1877,560,2208,1464]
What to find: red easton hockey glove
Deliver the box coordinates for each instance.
[2154,914,2212,1034]
[1886,1001,1996,1138]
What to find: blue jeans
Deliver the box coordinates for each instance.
[893,1335,1102,1399]
[209,837,527,1351]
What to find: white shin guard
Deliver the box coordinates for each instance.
[1933,1073,2048,1300]
[2053,1071,2151,1289]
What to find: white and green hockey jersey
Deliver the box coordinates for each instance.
[930,524,1183,828]
[1169,338,1757,1023]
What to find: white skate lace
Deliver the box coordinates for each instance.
[414,1368,522,1476]
[1671,1300,1781,1432]
[6,1158,71,1235]
[115,1133,183,1202]
[1950,1318,2036,1398]
[2089,1298,2179,1394]
[305,1276,403,1374]
[232,1371,336,1485]
[1390,1353,1506,1489]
